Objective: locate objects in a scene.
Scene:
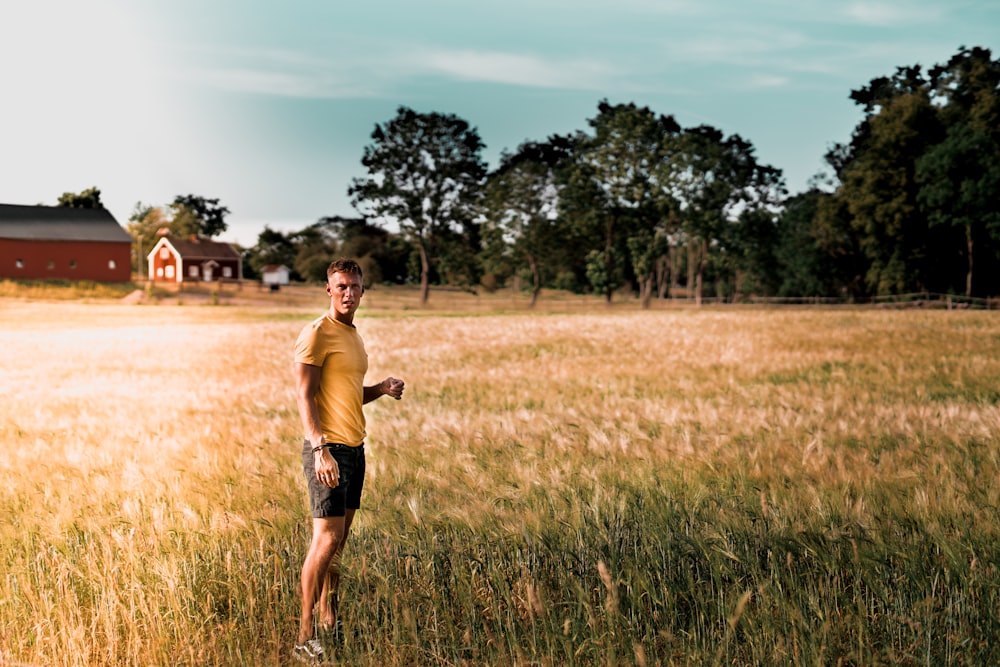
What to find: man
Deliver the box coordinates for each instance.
[292,258,404,663]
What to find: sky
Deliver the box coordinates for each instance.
[1,1,997,247]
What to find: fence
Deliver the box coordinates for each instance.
[742,292,999,310]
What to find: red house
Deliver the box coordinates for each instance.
[0,203,133,282]
[147,233,243,284]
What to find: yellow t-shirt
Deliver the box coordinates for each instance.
[293,314,369,447]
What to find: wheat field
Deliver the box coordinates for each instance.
[0,297,998,666]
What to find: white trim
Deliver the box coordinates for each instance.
[147,237,183,283]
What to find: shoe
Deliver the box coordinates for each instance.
[292,638,325,664]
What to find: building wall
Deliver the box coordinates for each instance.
[262,267,290,285]
[0,239,132,282]
[150,244,180,282]
[182,259,241,282]
[150,245,241,283]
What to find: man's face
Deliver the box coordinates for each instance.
[326,271,363,321]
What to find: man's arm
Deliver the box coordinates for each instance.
[294,361,341,487]
[363,377,405,404]
[294,362,326,447]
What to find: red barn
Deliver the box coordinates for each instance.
[0,203,133,282]
[147,234,242,284]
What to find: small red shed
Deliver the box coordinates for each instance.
[147,233,243,284]
[0,203,133,282]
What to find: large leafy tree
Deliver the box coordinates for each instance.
[482,135,575,306]
[822,47,1000,297]
[170,194,230,239]
[712,142,784,300]
[917,47,1000,296]
[568,101,682,303]
[810,147,871,299]
[57,186,103,209]
[774,189,846,297]
[841,86,943,294]
[672,126,784,303]
[916,123,1000,296]
[349,106,487,304]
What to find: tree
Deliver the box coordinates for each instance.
[841,89,943,294]
[126,202,169,275]
[916,123,1000,296]
[774,189,844,297]
[563,100,680,307]
[246,226,298,278]
[724,198,783,300]
[57,187,103,209]
[671,126,784,304]
[917,47,1000,296]
[482,135,575,306]
[570,101,682,303]
[809,146,871,299]
[626,227,671,307]
[170,194,230,239]
[321,215,410,285]
[823,48,1000,297]
[349,106,487,304]
[290,222,339,283]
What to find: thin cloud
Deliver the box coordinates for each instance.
[843,1,944,26]
[744,73,791,89]
[664,26,810,67]
[170,44,619,97]
[412,49,618,90]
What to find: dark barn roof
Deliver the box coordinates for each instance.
[165,237,241,260]
[0,204,132,243]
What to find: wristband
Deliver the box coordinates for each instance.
[311,442,329,454]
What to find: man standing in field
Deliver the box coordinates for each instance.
[292,258,404,663]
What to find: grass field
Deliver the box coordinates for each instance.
[0,294,998,666]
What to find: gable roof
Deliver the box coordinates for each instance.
[0,203,132,243]
[158,236,241,261]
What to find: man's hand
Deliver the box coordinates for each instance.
[381,377,405,400]
[314,448,340,488]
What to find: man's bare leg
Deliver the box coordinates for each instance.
[319,509,355,631]
[298,516,345,645]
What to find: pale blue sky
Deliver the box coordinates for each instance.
[1,0,997,245]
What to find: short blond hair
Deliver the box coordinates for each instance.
[326,258,363,282]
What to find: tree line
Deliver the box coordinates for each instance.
[113,46,999,305]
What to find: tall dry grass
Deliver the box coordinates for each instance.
[0,300,998,665]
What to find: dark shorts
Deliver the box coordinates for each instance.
[302,441,366,518]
